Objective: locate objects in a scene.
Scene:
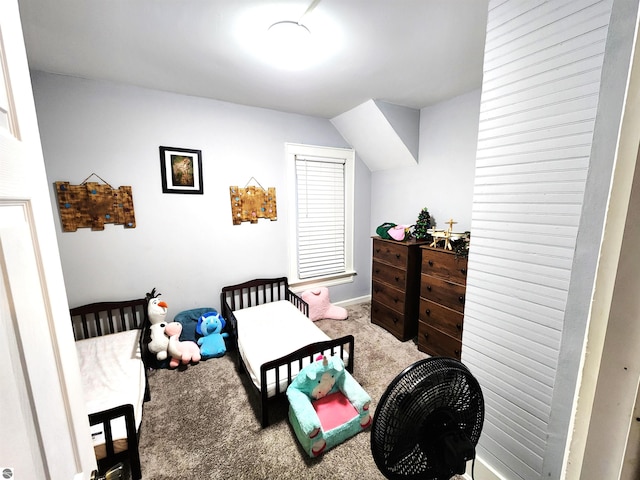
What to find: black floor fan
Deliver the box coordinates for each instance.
[371,357,484,480]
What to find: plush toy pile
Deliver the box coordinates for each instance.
[146,292,228,369]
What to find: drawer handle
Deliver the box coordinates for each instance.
[392,317,399,324]
[458,295,464,303]
[428,260,433,266]
[427,285,432,292]
[425,309,431,316]
[455,349,461,355]
[375,248,380,253]
[461,268,467,275]
[374,268,380,274]
[456,323,462,330]
[395,253,401,259]
[393,297,399,303]
[394,276,400,282]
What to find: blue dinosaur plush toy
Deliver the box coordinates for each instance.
[196,311,228,359]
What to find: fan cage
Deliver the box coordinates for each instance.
[371,357,484,480]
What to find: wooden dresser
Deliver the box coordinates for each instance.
[371,236,425,341]
[418,246,468,359]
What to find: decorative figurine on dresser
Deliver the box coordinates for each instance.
[371,232,427,341]
[418,226,470,360]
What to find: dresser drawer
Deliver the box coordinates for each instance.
[371,300,415,341]
[372,260,407,290]
[372,280,405,313]
[373,240,410,268]
[421,248,467,285]
[417,322,462,360]
[420,275,466,313]
[419,298,463,340]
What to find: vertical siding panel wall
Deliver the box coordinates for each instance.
[464,1,613,479]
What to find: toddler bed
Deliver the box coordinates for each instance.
[70,296,152,480]
[221,277,355,428]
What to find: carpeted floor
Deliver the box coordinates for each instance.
[137,302,462,479]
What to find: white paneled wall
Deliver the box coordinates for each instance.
[464,1,613,479]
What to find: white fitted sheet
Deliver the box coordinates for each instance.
[235,300,339,397]
[76,329,145,450]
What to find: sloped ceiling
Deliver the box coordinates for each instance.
[331,100,420,171]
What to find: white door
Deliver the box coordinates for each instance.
[0,1,96,479]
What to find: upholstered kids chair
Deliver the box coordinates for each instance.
[286,355,372,457]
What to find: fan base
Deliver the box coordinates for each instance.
[440,430,475,474]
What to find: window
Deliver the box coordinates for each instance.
[286,143,355,289]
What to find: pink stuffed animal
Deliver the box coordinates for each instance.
[165,322,201,368]
[301,288,348,322]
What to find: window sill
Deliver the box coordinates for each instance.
[289,271,357,294]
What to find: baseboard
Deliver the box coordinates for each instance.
[335,295,371,307]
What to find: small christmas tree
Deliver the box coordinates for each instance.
[414,207,432,240]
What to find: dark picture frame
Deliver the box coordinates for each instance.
[159,146,203,194]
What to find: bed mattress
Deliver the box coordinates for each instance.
[235,300,340,397]
[76,329,145,457]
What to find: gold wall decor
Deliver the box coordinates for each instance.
[229,185,277,225]
[55,177,136,232]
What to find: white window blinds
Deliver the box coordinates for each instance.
[295,155,346,279]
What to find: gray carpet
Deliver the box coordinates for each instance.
[138,303,463,479]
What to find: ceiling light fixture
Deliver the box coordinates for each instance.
[278,0,323,33]
[235,0,340,71]
[265,0,322,70]
[267,20,311,54]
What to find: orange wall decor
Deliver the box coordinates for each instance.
[229,185,277,225]
[55,181,136,231]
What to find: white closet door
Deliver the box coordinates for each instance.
[0,0,96,478]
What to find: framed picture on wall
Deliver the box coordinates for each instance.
[159,146,203,194]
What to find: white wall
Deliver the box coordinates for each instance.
[369,89,481,233]
[32,72,371,314]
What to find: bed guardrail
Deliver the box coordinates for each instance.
[259,335,355,427]
[89,404,141,480]
[70,299,148,340]
[221,276,308,314]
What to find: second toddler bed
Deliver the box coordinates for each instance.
[221,277,354,427]
[70,296,153,480]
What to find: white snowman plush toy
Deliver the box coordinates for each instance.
[147,292,170,361]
